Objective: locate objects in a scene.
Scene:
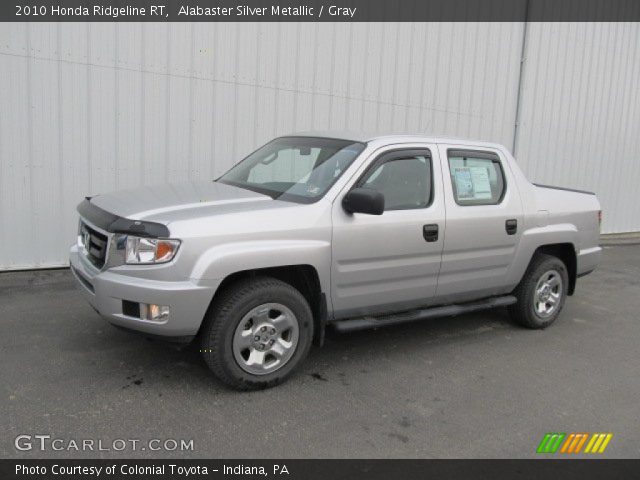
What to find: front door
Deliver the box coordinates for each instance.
[330,145,445,319]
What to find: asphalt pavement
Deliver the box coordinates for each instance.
[1,245,639,458]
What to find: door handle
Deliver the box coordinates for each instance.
[423,224,439,242]
[505,219,518,235]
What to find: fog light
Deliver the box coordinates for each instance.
[140,303,170,321]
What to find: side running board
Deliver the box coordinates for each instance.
[331,295,517,333]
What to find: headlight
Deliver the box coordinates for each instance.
[125,237,181,264]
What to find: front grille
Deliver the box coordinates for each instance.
[80,222,109,268]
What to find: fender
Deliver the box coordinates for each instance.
[190,239,332,297]
[506,223,578,288]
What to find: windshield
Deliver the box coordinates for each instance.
[218,137,366,203]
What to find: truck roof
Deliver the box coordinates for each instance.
[286,130,508,151]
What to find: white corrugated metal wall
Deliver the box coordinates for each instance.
[514,22,640,234]
[0,22,638,270]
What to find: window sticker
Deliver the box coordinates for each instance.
[453,167,474,199]
[453,166,492,200]
[469,166,492,200]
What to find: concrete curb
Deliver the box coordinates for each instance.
[600,232,640,246]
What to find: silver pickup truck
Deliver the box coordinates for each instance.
[70,133,602,389]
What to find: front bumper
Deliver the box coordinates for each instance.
[70,245,214,339]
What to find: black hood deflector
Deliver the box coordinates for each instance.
[77,198,170,238]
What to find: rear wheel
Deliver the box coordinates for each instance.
[509,254,569,329]
[200,277,313,390]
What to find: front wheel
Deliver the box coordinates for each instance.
[200,277,313,390]
[509,254,569,329]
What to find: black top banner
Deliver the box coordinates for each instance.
[2,0,640,22]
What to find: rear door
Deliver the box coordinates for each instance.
[435,144,524,303]
[330,145,445,319]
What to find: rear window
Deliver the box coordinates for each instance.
[447,150,506,205]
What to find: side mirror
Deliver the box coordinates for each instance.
[342,187,385,215]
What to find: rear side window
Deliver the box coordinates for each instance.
[358,150,432,211]
[447,150,505,205]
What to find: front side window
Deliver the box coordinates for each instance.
[358,151,432,211]
[448,150,505,205]
[218,137,366,203]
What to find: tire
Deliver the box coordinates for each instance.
[200,276,313,390]
[508,253,569,329]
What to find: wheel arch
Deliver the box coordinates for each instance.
[199,264,327,346]
[530,243,577,295]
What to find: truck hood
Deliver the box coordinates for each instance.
[90,181,273,223]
